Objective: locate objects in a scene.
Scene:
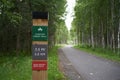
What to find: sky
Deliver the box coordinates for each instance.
[65,0,76,31]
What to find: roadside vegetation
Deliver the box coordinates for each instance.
[0,56,32,80]
[48,46,66,80]
[75,45,120,62]
[0,46,65,80]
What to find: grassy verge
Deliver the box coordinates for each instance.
[48,46,65,80]
[0,56,32,80]
[74,45,120,62]
[0,46,65,80]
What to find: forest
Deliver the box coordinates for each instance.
[71,0,120,55]
[0,0,68,56]
[0,0,68,80]
[0,0,120,80]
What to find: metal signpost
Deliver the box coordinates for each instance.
[32,12,48,80]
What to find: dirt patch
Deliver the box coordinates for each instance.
[58,48,83,80]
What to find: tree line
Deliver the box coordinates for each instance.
[71,0,120,54]
[0,0,67,56]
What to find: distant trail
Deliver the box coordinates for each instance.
[60,45,120,80]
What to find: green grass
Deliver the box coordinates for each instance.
[74,45,120,62]
[48,46,65,80]
[0,46,65,80]
[0,56,32,80]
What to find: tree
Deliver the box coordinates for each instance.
[0,0,67,55]
[71,0,120,54]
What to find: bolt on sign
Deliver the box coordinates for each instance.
[32,12,48,80]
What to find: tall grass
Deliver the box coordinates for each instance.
[0,56,32,80]
[48,46,65,80]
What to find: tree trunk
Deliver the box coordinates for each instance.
[16,27,20,56]
[112,31,115,52]
[81,31,84,46]
[111,0,116,52]
[117,0,120,55]
[91,10,94,48]
[91,25,94,48]
[101,20,105,48]
[118,22,120,54]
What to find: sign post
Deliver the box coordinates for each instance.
[32,12,48,80]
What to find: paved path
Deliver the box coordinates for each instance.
[60,45,120,80]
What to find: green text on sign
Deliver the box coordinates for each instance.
[32,26,48,41]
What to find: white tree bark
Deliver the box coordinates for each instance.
[91,25,94,48]
[91,10,94,48]
[118,22,120,53]
[118,1,120,54]
[111,0,115,52]
[101,20,105,48]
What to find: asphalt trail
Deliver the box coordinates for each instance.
[60,45,120,80]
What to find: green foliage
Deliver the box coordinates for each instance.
[0,0,67,55]
[55,21,68,44]
[0,56,32,80]
[71,0,120,54]
[48,46,65,80]
[10,13,22,25]
[0,0,22,25]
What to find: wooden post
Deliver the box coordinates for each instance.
[32,12,48,80]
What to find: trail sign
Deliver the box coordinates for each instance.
[32,12,48,80]
[32,44,47,60]
[32,61,47,70]
[32,26,48,41]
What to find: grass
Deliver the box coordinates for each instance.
[48,46,65,80]
[0,56,32,80]
[0,46,65,80]
[74,45,120,62]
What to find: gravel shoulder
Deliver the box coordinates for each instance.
[58,48,83,80]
